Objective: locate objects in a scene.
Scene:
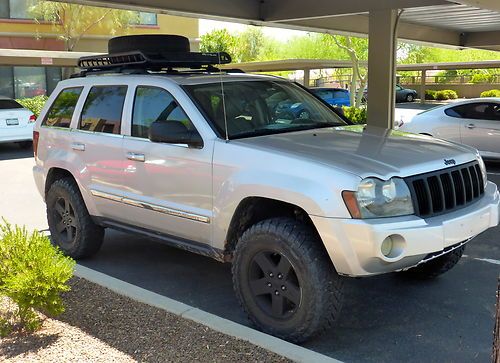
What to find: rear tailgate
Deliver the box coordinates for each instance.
[0,109,32,129]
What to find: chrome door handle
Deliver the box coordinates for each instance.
[126,152,145,162]
[71,142,85,151]
[466,123,476,129]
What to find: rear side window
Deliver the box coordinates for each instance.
[79,85,127,134]
[0,99,23,110]
[42,87,83,128]
[132,86,193,139]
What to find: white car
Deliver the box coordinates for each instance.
[0,96,36,148]
[400,98,500,160]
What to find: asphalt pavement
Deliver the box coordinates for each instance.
[0,135,499,363]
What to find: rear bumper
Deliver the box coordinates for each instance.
[312,181,499,276]
[0,124,34,143]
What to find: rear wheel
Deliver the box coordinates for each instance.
[406,93,415,102]
[46,178,104,259]
[232,218,343,343]
[401,246,465,279]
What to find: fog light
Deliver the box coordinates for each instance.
[381,236,394,257]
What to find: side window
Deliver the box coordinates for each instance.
[446,103,500,121]
[444,106,464,118]
[132,86,194,139]
[42,87,83,128]
[79,85,127,134]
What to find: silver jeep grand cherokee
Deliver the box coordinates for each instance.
[32,35,499,343]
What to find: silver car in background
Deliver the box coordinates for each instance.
[399,98,500,160]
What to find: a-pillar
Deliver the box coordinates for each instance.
[366,9,398,129]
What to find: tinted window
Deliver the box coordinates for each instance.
[42,87,83,128]
[0,99,23,109]
[80,86,127,134]
[446,102,500,121]
[132,86,194,139]
[332,90,349,99]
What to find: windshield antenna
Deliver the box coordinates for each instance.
[218,52,229,141]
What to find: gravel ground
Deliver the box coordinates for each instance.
[1,278,290,362]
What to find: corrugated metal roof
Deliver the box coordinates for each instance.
[401,4,500,32]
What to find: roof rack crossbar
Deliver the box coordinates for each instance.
[78,50,231,73]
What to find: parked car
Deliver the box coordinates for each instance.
[33,35,499,343]
[0,96,36,148]
[310,87,351,107]
[399,98,500,160]
[364,84,418,103]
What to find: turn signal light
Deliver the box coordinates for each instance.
[342,191,361,219]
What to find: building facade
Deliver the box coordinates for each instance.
[0,0,198,99]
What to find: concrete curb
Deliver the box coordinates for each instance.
[75,264,342,363]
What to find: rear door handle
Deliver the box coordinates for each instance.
[71,142,85,151]
[466,123,476,129]
[126,152,145,162]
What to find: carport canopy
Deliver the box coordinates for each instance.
[54,0,500,128]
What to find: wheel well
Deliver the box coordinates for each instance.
[45,168,75,196]
[224,197,319,258]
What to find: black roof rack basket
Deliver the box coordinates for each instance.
[77,50,232,74]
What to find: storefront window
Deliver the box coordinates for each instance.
[0,67,14,98]
[14,67,47,98]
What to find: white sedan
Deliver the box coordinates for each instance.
[0,97,36,148]
[399,98,500,160]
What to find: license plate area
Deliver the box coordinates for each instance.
[6,118,19,126]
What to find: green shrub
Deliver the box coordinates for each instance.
[342,106,367,124]
[470,73,493,84]
[480,89,500,98]
[16,95,49,118]
[425,90,437,100]
[434,89,458,100]
[0,221,74,335]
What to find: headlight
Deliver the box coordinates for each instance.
[476,153,487,188]
[343,177,414,218]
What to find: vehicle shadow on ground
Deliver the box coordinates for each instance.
[0,144,32,161]
[77,228,498,363]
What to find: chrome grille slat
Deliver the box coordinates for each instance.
[405,161,484,218]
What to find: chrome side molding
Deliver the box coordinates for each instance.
[90,189,210,224]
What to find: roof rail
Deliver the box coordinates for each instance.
[75,50,232,77]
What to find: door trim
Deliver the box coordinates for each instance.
[90,189,211,224]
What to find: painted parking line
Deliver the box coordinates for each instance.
[487,172,500,176]
[473,258,500,265]
[75,264,342,363]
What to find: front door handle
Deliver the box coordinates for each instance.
[71,142,85,151]
[126,152,145,162]
[466,123,476,129]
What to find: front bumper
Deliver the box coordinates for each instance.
[312,181,499,276]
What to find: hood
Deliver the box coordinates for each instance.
[234,125,477,180]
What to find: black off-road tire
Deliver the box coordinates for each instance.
[108,34,190,54]
[232,218,344,343]
[401,246,465,279]
[46,178,104,259]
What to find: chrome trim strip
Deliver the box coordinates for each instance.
[90,189,210,224]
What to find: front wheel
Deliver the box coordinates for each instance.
[401,246,465,279]
[232,218,343,343]
[406,93,415,102]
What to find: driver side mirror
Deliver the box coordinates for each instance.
[149,121,203,148]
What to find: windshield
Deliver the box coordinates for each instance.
[184,80,347,139]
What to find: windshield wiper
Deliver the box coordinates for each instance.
[230,122,342,140]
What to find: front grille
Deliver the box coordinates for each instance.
[405,161,484,218]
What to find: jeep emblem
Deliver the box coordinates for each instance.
[444,158,456,166]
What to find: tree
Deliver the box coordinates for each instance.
[235,27,264,62]
[327,35,368,107]
[200,29,237,56]
[29,1,138,52]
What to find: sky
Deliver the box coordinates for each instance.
[199,19,307,40]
